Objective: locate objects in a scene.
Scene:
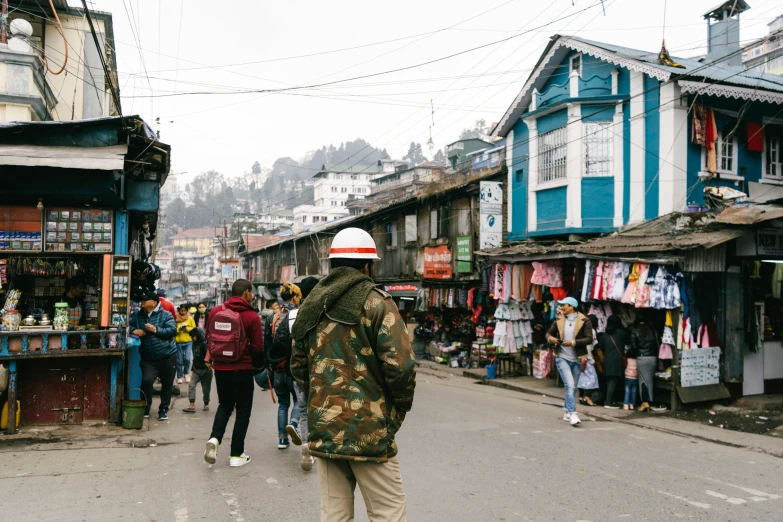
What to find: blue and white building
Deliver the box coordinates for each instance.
[493,0,783,240]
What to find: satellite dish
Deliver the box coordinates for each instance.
[10,19,34,38]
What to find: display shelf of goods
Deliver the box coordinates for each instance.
[0,206,43,252]
[44,208,112,253]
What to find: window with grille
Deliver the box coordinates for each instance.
[538,127,567,184]
[584,122,613,177]
[765,126,782,180]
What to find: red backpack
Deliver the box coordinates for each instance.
[207,305,248,364]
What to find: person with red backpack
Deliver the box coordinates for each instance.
[204,279,263,468]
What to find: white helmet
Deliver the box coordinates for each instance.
[328,227,381,260]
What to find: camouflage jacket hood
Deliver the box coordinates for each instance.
[290,268,416,463]
[292,266,376,340]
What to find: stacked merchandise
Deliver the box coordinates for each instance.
[581,260,683,310]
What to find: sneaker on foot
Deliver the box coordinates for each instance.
[286,423,302,446]
[158,411,169,421]
[143,414,150,419]
[563,412,571,422]
[230,453,251,467]
[182,407,196,413]
[177,378,183,384]
[204,437,219,464]
[604,403,621,410]
[278,438,290,450]
[301,446,314,472]
[651,404,668,412]
[570,413,581,426]
[203,405,210,411]
[184,374,191,383]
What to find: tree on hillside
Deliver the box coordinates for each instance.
[402,142,427,166]
[433,149,446,164]
[459,119,488,140]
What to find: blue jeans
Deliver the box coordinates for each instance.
[624,378,638,405]
[273,372,300,438]
[556,357,581,413]
[176,342,192,379]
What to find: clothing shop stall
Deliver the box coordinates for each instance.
[484,255,722,410]
[735,230,783,396]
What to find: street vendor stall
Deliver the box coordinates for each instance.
[0,116,170,433]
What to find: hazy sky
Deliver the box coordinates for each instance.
[92,0,780,184]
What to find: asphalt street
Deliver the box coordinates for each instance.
[1,371,782,521]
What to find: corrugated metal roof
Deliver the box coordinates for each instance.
[716,204,783,225]
[570,36,783,93]
[478,212,748,260]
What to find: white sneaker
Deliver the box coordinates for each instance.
[563,412,571,422]
[204,437,219,464]
[177,378,183,384]
[570,413,581,426]
[184,374,191,383]
[230,453,251,467]
[301,446,314,472]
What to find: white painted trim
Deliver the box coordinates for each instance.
[700,129,739,177]
[613,102,624,227]
[611,68,618,96]
[758,178,783,186]
[713,173,745,181]
[570,53,582,77]
[629,70,645,223]
[658,82,689,215]
[506,128,514,236]
[678,80,783,104]
[569,70,579,98]
[566,103,582,228]
[530,88,538,112]
[526,118,538,233]
[532,178,569,191]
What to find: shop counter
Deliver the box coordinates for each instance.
[0,329,126,434]
[0,328,126,358]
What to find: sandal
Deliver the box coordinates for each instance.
[182,407,196,413]
[585,397,596,407]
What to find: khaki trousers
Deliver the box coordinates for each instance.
[318,456,406,522]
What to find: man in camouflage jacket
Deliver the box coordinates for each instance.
[291,234,416,521]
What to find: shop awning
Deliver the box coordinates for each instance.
[256,286,275,301]
[478,212,748,263]
[0,145,128,170]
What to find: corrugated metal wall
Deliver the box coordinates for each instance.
[683,244,727,272]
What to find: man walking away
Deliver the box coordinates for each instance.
[183,327,212,413]
[266,282,302,450]
[546,297,593,427]
[204,279,264,468]
[280,276,320,471]
[291,228,416,521]
[130,293,177,421]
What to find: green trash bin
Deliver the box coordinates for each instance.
[122,389,147,429]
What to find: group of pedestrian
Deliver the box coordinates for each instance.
[131,227,417,520]
[547,297,668,427]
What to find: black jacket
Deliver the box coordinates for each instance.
[264,301,297,373]
[600,329,631,377]
[190,327,209,370]
[130,304,177,361]
[630,323,658,358]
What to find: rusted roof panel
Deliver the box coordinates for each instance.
[716,205,783,225]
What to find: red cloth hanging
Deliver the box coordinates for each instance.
[747,121,764,152]
[550,287,568,301]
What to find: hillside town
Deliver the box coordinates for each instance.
[2,1,783,521]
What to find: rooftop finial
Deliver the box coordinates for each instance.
[658,39,685,69]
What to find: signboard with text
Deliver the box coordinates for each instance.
[423,246,453,280]
[456,236,472,273]
[479,181,503,249]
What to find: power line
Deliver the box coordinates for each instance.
[80,0,122,116]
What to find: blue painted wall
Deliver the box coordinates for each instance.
[582,104,615,122]
[618,69,631,224]
[581,53,616,80]
[582,178,614,228]
[114,211,129,255]
[536,186,567,231]
[644,75,660,220]
[538,50,575,107]
[510,120,529,240]
[537,109,568,135]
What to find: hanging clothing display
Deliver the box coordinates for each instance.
[747,121,764,152]
[705,107,718,174]
[531,261,563,287]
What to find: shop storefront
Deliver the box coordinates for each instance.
[0,116,169,433]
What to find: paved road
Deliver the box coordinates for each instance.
[1,372,782,521]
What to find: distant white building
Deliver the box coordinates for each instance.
[293,165,380,231]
